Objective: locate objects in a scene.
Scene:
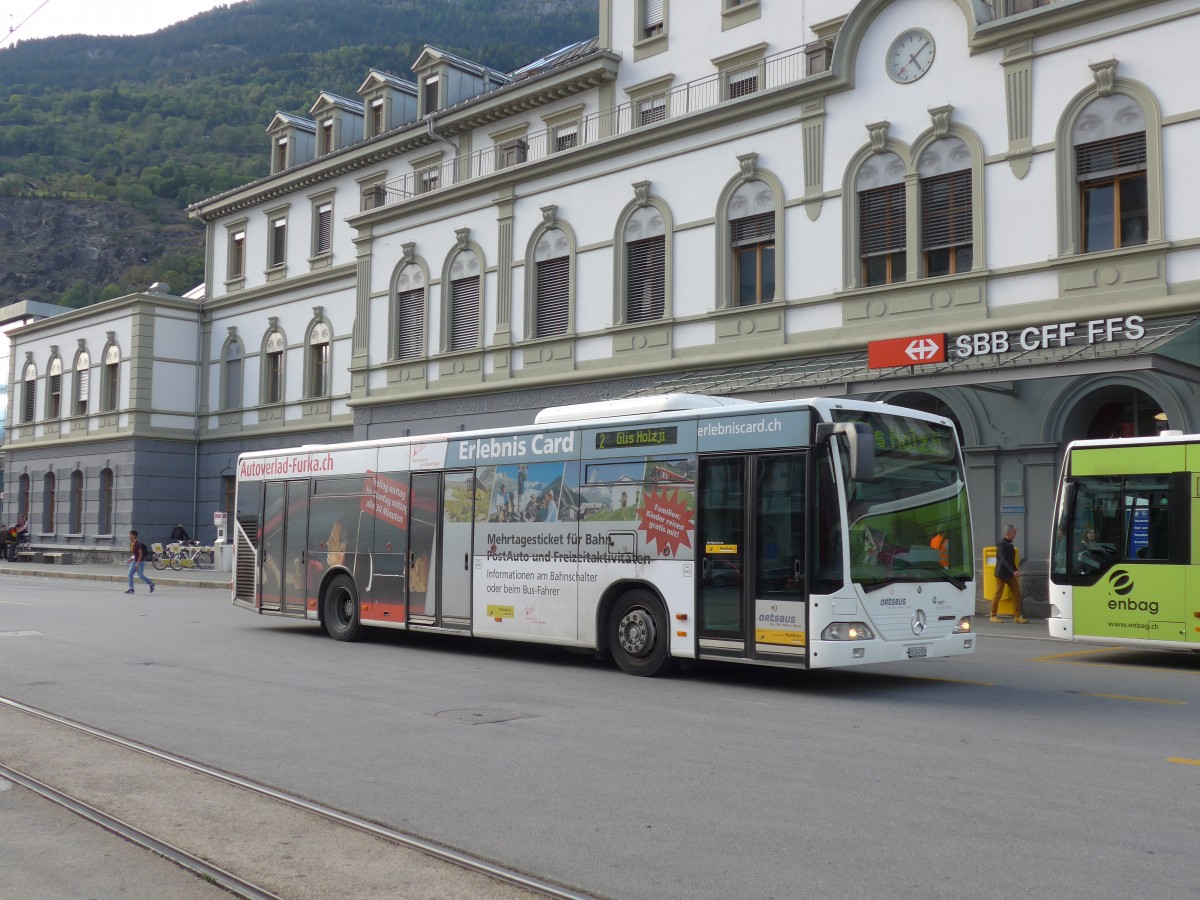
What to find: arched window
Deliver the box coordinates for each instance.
[74,350,90,416]
[42,472,56,534]
[726,180,777,306]
[533,228,571,337]
[262,330,285,404]
[624,207,666,323]
[101,343,120,412]
[98,468,114,534]
[21,361,36,424]
[1072,94,1147,253]
[918,137,973,276]
[18,474,30,521]
[393,264,426,360]
[447,249,482,352]
[306,321,331,399]
[858,152,907,286]
[47,356,63,420]
[223,337,243,410]
[69,469,84,533]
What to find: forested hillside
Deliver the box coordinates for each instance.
[0,0,596,309]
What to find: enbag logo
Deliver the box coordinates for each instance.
[1107,569,1134,596]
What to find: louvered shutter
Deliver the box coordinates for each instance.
[224,343,243,410]
[396,288,424,359]
[271,218,287,266]
[921,171,971,251]
[316,204,332,255]
[23,369,36,423]
[731,212,774,245]
[1076,134,1146,181]
[643,0,664,33]
[626,236,665,323]
[859,184,906,257]
[76,358,90,415]
[450,277,480,351]
[536,257,570,337]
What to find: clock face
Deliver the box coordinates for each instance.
[887,29,935,84]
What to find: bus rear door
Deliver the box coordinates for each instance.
[697,453,808,664]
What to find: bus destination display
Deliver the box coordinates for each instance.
[595,426,678,451]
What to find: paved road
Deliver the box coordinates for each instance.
[2,571,1198,898]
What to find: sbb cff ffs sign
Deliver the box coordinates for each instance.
[868,333,946,369]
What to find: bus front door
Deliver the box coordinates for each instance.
[260,480,309,617]
[406,471,474,630]
[698,453,808,662]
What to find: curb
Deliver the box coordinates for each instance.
[0,566,230,591]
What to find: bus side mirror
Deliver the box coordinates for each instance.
[816,422,875,483]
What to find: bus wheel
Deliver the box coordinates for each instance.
[323,574,363,642]
[609,589,674,676]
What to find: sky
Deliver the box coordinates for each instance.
[2,0,247,47]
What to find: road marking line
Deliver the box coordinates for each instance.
[1082,692,1185,705]
[0,599,34,606]
[1167,757,1200,767]
[1031,646,1116,662]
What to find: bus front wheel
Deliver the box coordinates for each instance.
[323,574,364,642]
[608,589,674,677]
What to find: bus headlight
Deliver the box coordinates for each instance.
[954,617,971,634]
[821,622,875,641]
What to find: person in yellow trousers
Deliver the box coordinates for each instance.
[991,523,1027,623]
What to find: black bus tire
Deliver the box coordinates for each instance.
[608,589,674,677]
[323,573,364,642]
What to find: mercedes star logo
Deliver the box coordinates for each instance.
[911,609,927,636]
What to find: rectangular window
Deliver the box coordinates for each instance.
[48,371,62,419]
[423,76,439,115]
[229,230,245,280]
[922,171,973,277]
[449,277,480,351]
[535,256,570,337]
[638,97,666,126]
[23,377,35,423]
[274,138,288,172]
[103,362,119,411]
[553,124,579,152]
[371,101,384,136]
[309,342,329,398]
[75,367,89,416]
[314,204,332,256]
[270,218,287,268]
[265,350,283,403]
[627,236,666,323]
[321,120,334,155]
[1077,134,1147,253]
[224,356,243,410]
[726,68,758,100]
[731,212,775,305]
[396,287,424,360]
[417,167,440,194]
[860,183,907,286]
[642,0,664,37]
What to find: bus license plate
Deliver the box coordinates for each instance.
[907,646,928,658]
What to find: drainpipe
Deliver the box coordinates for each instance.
[426,116,459,175]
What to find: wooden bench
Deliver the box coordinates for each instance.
[42,552,74,564]
[15,549,38,562]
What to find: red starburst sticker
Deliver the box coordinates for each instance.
[637,489,695,558]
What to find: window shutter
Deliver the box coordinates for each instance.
[271,219,287,266]
[921,171,971,251]
[626,235,665,323]
[643,0,664,31]
[224,356,243,409]
[727,69,758,99]
[536,256,570,337]
[730,212,774,245]
[859,184,906,256]
[23,376,35,423]
[316,205,332,254]
[1076,133,1146,181]
[230,231,245,278]
[450,277,480,351]
[77,366,90,405]
[396,287,424,360]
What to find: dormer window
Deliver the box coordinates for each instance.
[274,137,288,172]
[423,75,440,115]
[321,119,334,154]
[370,100,384,136]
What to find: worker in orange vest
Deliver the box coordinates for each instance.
[930,532,949,567]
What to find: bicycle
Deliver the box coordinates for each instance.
[150,542,170,571]
[169,541,215,570]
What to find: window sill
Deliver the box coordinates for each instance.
[633,32,667,62]
[721,0,761,30]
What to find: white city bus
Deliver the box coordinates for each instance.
[233,395,976,675]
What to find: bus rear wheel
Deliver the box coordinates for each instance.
[323,574,364,642]
[609,589,674,676]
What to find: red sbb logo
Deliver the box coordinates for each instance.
[867,333,947,369]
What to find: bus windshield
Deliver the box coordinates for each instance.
[834,411,971,590]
